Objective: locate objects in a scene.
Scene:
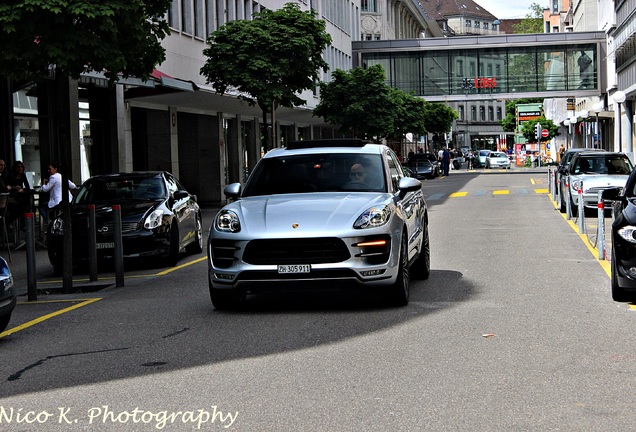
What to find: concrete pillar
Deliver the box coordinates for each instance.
[169,106,179,178]
[116,86,133,172]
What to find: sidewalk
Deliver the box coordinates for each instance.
[3,206,221,298]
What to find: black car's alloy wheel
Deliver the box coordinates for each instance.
[185,214,203,254]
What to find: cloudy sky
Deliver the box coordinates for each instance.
[474,0,542,19]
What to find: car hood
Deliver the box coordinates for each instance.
[223,193,392,236]
[570,174,629,189]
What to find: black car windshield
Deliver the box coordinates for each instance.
[242,153,386,196]
[571,156,633,175]
[74,176,166,204]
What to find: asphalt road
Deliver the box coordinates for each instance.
[1,167,634,431]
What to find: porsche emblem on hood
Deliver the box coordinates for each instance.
[292,224,299,229]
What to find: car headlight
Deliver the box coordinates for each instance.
[50,217,63,235]
[572,180,583,191]
[354,205,391,229]
[144,209,163,229]
[1,275,13,293]
[618,226,636,244]
[215,210,241,233]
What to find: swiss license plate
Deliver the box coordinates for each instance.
[96,242,114,249]
[277,264,311,274]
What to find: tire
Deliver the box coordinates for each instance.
[165,222,180,266]
[388,233,410,307]
[412,223,430,280]
[209,281,243,310]
[0,313,11,333]
[612,247,634,302]
[185,213,204,254]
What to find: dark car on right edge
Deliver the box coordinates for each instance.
[605,167,636,302]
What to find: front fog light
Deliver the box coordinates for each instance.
[360,269,386,276]
[214,273,236,280]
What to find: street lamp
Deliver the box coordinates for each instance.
[580,110,589,148]
[569,116,578,148]
[615,90,626,152]
[592,101,603,149]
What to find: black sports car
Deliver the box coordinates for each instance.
[606,171,636,302]
[46,171,203,274]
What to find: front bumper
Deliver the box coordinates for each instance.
[208,233,402,291]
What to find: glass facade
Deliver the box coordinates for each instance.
[362,43,598,96]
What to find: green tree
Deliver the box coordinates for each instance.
[314,65,397,139]
[512,2,544,34]
[0,0,171,291]
[0,0,171,81]
[386,87,428,143]
[200,3,331,150]
[521,116,560,142]
[422,102,458,137]
[500,98,543,132]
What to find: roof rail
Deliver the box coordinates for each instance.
[286,138,371,150]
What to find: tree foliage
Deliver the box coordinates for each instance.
[201,3,331,112]
[512,2,544,34]
[315,65,457,141]
[500,98,543,132]
[0,0,171,82]
[521,116,560,142]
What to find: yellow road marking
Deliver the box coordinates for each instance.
[36,256,208,285]
[534,188,549,194]
[493,190,509,195]
[449,192,468,197]
[0,298,102,338]
[531,179,536,185]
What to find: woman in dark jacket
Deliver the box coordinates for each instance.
[6,161,31,225]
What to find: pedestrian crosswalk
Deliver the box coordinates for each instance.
[425,188,549,200]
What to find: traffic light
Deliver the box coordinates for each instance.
[535,123,542,141]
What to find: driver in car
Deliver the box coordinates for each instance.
[346,163,368,188]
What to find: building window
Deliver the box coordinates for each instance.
[458,105,464,120]
[483,22,488,29]
[491,23,497,30]
[361,0,377,12]
[479,106,485,121]
[182,0,193,34]
[194,0,204,38]
[474,21,480,29]
[488,106,494,121]
[466,19,471,27]
[497,107,502,120]
[552,0,558,13]
[168,0,179,29]
[471,106,476,121]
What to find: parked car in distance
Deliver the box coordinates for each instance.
[606,173,636,302]
[408,158,435,179]
[408,153,439,178]
[0,256,15,334]
[476,150,491,167]
[555,148,605,210]
[485,151,511,169]
[560,151,633,214]
[208,139,430,310]
[46,171,203,274]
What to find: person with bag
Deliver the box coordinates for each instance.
[40,162,77,219]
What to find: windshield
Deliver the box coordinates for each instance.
[74,176,166,204]
[490,152,506,158]
[571,156,633,175]
[242,153,386,196]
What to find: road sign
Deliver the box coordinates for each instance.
[541,129,549,138]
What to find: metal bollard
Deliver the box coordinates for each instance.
[25,213,37,301]
[112,205,124,287]
[578,184,585,234]
[597,191,605,260]
[88,205,97,282]
[565,181,572,219]
[556,174,561,209]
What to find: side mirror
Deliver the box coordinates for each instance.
[224,182,242,201]
[174,190,189,200]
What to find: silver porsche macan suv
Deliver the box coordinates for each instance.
[207,139,430,309]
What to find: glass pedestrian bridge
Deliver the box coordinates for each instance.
[352,31,607,102]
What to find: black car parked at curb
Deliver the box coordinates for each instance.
[46,171,203,274]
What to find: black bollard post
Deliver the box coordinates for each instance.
[88,204,97,282]
[25,213,37,301]
[112,205,124,287]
